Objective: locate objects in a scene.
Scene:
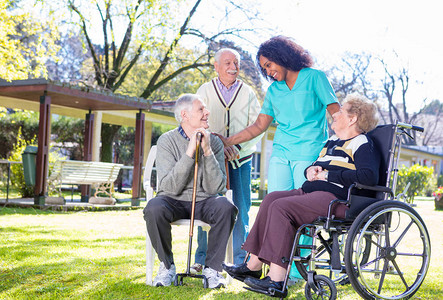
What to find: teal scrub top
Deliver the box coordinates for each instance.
[261,68,338,161]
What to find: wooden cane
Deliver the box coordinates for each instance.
[185,132,201,274]
[225,160,230,190]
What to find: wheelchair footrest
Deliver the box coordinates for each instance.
[338,276,350,286]
[244,286,288,298]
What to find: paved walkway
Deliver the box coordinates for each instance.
[0,197,144,211]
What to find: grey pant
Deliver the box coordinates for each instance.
[143,195,238,271]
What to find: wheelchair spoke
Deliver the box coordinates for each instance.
[360,255,382,269]
[391,258,409,289]
[377,259,389,294]
[393,219,414,248]
[383,216,391,247]
[396,251,425,257]
[367,235,382,249]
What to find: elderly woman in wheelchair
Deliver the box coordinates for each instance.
[224,93,431,300]
[223,93,379,295]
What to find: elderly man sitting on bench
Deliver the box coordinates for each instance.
[143,94,238,288]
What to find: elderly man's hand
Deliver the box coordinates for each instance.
[186,129,212,157]
[224,145,239,161]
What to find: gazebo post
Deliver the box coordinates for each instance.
[132,110,145,206]
[81,110,94,202]
[34,95,51,205]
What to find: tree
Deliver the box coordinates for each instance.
[64,0,264,161]
[0,108,39,159]
[51,116,85,160]
[416,100,443,146]
[325,52,373,101]
[378,56,429,144]
[0,0,60,80]
[46,33,89,82]
[324,51,443,146]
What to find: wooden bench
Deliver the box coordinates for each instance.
[48,160,123,205]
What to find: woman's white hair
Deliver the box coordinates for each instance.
[174,94,202,123]
[214,48,240,64]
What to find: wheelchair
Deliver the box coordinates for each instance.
[254,122,431,300]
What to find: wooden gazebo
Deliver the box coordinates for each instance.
[0,79,161,205]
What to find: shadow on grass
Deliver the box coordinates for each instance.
[0,206,60,215]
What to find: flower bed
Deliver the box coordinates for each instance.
[433,186,443,210]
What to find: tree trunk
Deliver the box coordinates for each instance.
[100,124,121,162]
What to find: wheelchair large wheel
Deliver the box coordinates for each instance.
[344,200,431,299]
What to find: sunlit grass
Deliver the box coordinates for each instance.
[0,200,442,299]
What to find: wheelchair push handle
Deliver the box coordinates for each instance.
[397,121,424,132]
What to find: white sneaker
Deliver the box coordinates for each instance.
[153,262,176,287]
[190,263,203,274]
[202,267,226,289]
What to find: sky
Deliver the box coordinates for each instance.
[41,0,443,113]
[223,0,443,113]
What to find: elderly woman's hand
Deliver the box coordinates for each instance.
[306,166,323,181]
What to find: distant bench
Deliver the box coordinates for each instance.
[48,160,123,205]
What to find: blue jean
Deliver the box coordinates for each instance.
[195,161,252,265]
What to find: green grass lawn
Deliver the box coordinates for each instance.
[0,199,442,299]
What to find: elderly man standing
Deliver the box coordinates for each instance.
[143,94,238,288]
[190,48,262,272]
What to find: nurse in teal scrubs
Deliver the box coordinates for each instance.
[220,35,340,191]
[217,35,340,280]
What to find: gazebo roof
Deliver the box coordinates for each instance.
[0,78,151,111]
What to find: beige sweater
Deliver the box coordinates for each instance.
[197,79,263,168]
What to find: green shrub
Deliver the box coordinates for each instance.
[424,174,438,197]
[8,128,66,198]
[251,178,260,193]
[396,164,434,203]
[251,178,267,193]
[437,174,443,187]
[8,128,35,197]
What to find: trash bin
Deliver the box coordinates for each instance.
[22,145,38,186]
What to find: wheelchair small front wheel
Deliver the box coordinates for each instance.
[304,274,337,300]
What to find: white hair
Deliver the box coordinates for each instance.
[174,94,202,123]
[214,48,241,64]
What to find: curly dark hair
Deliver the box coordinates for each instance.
[256,35,314,81]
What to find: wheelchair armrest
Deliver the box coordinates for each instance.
[352,183,393,195]
[347,183,393,201]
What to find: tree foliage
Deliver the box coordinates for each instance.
[0,108,39,159]
[324,51,443,146]
[63,0,264,97]
[0,0,60,80]
[62,0,264,161]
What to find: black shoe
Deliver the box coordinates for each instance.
[244,276,287,298]
[222,262,262,282]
